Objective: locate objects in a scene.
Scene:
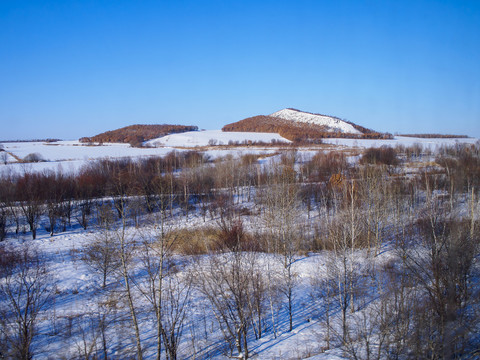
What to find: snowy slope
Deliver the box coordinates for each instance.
[270,108,363,135]
[146,129,290,147]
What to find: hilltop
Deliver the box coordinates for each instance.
[223,108,391,142]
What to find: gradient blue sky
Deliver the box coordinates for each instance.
[1,0,479,140]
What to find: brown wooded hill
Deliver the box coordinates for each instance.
[222,113,392,143]
[80,124,198,146]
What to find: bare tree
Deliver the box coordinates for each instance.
[0,207,7,241]
[138,228,172,360]
[109,191,144,360]
[0,181,9,241]
[400,190,480,358]
[194,230,263,359]
[17,173,44,240]
[0,246,54,360]
[322,179,364,347]
[161,271,192,360]
[82,228,120,289]
[261,160,301,332]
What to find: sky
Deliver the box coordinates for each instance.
[0,0,479,140]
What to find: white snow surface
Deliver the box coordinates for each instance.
[270,108,363,135]
[1,134,477,174]
[323,135,479,149]
[146,129,290,147]
[0,141,177,174]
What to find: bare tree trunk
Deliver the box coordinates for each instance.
[115,199,143,360]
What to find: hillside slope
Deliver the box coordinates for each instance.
[222,108,391,142]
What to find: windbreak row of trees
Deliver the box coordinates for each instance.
[1,142,480,359]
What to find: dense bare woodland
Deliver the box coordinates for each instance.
[1,141,480,359]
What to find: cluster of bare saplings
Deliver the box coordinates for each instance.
[1,142,480,359]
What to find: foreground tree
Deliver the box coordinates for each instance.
[400,187,480,359]
[194,222,264,359]
[261,161,301,332]
[0,246,54,360]
[16,173,44,240]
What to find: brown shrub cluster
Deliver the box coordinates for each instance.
[168,227,219,255]
[303,151,349,182]
[80,124,198,146]
[360,146,399,166]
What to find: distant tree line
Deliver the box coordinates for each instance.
[399,133,469,139]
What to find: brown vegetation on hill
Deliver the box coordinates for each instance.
[222,115,391,143]
[79,124,198,146]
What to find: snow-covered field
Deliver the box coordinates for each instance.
[322,135,478,149]
[0,141,176,174]
[1,132,477,175]
[146,129,290,147]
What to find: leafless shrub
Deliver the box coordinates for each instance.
[360,146,398,166]
[82,230,121,289]
[22,152,45,163]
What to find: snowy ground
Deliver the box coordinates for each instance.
[322,135,478,149]
[146,130,290,147]
[1,205,359,360]
[1,132,477,175]
[1,136,479,359]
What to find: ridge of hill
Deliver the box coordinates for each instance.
[222,109,391,142]
[79,124,198,146]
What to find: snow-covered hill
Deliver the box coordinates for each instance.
[270,108,362,135]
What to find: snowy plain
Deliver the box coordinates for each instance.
[1,131,477,175]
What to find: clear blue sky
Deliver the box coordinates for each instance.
[1,0,479,140]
